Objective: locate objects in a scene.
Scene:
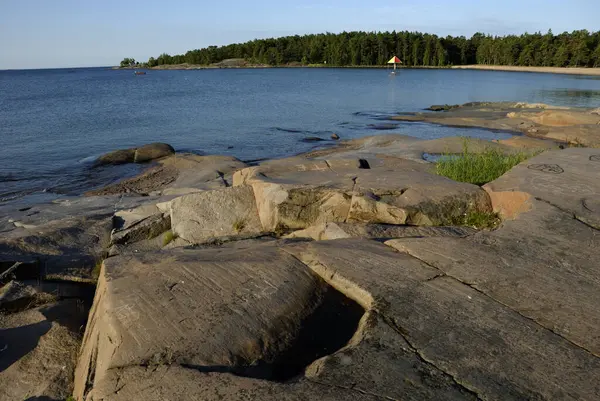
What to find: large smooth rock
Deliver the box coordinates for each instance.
[170,186,263,243]
[484,147,600,228]
[73,246,358,400]
[133,142,175,163]
[286,239,600,400]
[95,148,136,166]
[236,158,491,231]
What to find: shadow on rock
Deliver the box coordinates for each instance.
[0,321,51,372]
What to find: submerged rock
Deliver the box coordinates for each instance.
[426,104,460,111]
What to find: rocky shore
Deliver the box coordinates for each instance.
[2,103,600,400]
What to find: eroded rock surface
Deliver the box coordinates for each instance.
[392,102,600,147]
[235,156,491,230]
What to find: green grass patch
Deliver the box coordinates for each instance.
[435,139,539,185]
[462,210,501,229]
[162,230,177,246]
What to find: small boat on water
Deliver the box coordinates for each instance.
[134,71,146,75]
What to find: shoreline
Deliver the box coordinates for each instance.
[451,65,600,76]
[117,63,600,76]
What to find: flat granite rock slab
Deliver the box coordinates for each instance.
[485,147,600,228]
[73,245,336,399]
[387,198,600,357]
[285,238,600,400]
[305,313,477,401]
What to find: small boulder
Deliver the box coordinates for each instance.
[331,133,340,140]
[134,143,175,163]
[95,148,136,166]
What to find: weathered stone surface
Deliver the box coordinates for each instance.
[286,239,600,400]
[73,245,361,400]
[170,186,262,243]
[305,314,477,401]
[387,198,600,356]
[87,154,246,196]
[133,142,175,163]
[86,365,380,401]
[484,147,600,228]
[111,213,170,245]
[0,215,112,283]
[287,222,476,240]
[0,300,88,401]
[236,159,491,231]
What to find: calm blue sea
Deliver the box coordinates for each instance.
[1,67,599,205]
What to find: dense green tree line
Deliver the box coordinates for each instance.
[122,30,600,68]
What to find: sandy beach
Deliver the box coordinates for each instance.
[452,65,600,76]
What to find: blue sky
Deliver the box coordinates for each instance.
[1,0,598,69]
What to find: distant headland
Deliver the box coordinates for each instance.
[118,30,600,72]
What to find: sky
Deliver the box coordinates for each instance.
[1,0,599,69]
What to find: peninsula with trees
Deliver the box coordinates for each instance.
[120,30,600,73]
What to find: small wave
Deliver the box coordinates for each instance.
[352,111,396,120]
[271,127,306,134]
[79,154,101,164]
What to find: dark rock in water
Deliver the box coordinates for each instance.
[95,143,175,166]
[95,148,136,166]
[331,133,340,140]
[367,123,399,131]
[301,137,327,143]
[134,143,175,163]
[426,104,460,112]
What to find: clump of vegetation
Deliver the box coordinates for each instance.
[162,230,177,246]
[66,396,76,401]
[435,139,538,185]
[463,210,501,229]
[446,209,501,230]
[233,218,247,233]
[92,259,103,280]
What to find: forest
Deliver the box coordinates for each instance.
[126,30,600,68]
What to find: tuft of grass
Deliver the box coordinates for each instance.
[447,209,501,230]
[162,230,177,246]
[92,259,103,280]
[232,218,247,233]
[66,396,76,401]
[435,139,539,185]
[463,210,501,229]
